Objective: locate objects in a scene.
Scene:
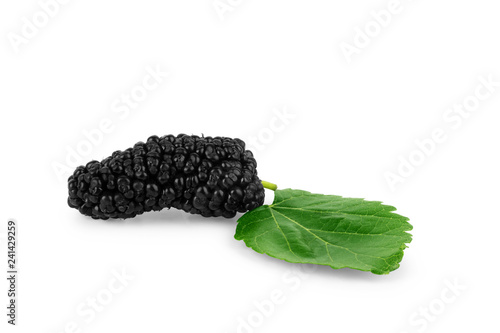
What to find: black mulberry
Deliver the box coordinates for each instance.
[67,134,265,219]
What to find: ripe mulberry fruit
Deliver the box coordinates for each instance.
[67,134,265,219]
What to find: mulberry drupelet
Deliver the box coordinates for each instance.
[67,134,265,219]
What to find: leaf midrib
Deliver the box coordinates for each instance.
[272,209,392,266]
[272,204,406,221]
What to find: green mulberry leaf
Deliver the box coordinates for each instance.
[235,189,413,274]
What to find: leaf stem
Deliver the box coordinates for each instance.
[261,181,278,191]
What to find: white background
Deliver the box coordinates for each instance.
[1,0,499,332]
